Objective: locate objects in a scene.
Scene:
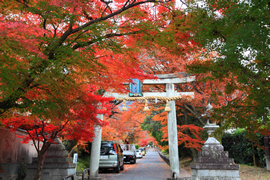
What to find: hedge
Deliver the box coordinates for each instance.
[222,129,265,167]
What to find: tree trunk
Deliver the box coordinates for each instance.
[183,110,198,160]
[184,110,187,126]
[34,143,51,180]
[68,148,75,158]
[34,152,46,180]
[190,148,198,160]
[264,136,270,170]
[213,130,223,144]
[251,141,257,167]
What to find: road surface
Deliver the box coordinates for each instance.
[99,148,171,180]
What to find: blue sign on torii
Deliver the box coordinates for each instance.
[129,78,142,97]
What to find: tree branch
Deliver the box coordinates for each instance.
[72,31,143,50]
[183,103,206,126]
[71,0,171,34]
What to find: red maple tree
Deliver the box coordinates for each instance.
[1,1,181,179]
[1,85,113,179]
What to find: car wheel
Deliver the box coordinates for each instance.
[120,162,124,170]
[133,157,136,164]
[115,162,120,173]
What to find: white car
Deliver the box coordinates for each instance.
[121,144,137,164]
[136,149,143,158]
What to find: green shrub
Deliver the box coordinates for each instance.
[161,149,169,155]
[222,130,265,167]
[76,161,86,171]
[76,157,90,171]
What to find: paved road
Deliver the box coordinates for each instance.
[99,149,171,180]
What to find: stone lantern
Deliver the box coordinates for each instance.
[190,121,241,180]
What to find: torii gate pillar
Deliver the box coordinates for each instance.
[166,83,180,177]
[89,114,103,180]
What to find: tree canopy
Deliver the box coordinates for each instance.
[0,0,179,118]
[0,0,183,179]
[185,0,270,134]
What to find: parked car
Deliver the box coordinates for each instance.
[99,141,124,173]
[142,147,146,155]
[139,147,146,156]
[121,144,137,164]
[136,149,143,159]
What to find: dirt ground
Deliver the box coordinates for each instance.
[180,158,270,180]
[238,164,270,180]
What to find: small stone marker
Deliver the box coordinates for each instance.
[190,122,241,180]
[73,153,78,164]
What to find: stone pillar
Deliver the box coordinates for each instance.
[190,123,241,180]
[89,114,103,180]
[166,83,180,177]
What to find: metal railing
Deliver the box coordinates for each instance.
[82,168,90,180]
[62,174,75,180]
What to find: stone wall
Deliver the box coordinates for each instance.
[0,128,76,180]
[0,127,38,180]
[158,151,170,166]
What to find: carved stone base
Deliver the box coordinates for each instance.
[191,169,240,180]
[190,136,240,180]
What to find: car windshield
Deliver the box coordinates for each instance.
[100,143,115,155]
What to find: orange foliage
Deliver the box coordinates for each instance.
[102,102,151,144]
[137,131,155,147]
[153,109,205,151]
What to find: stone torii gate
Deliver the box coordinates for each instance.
[89,73,195,179]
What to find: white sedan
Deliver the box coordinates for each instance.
[136,149,143,158]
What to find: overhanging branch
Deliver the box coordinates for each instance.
[183,103,206,126]
[72,30,143,50]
